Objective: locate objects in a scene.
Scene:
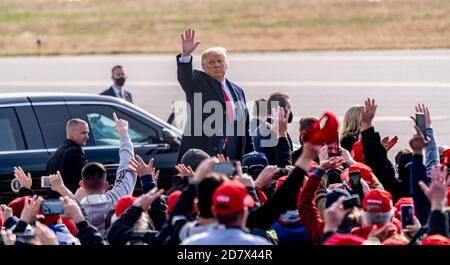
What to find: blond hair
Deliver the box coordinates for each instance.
[340,105,364,140]
[201,47,228,64]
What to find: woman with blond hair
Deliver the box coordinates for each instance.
[340,105,364,151]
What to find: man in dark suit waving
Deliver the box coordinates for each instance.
[176,28,254,161]
[100,65,133,103]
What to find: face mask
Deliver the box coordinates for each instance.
[287,111,293,123]
[115,77,126,87]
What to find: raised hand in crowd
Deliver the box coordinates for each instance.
[175,163,195,178]
[285,165,295,175]
[381,136,399,152]
[403,216,422,237]
[20,195,44,224]
[360,178,371,195]
[215,154,229,163]
[181,28,200,57]
[295,142,321,171]
[0,204,13,221]
[113,112,129,137]
[271,106,289,138]
[133,188,165,212]
[361,98,377,131]
[129,155,159,180]
[60,196,85,224]
[50,171,75,199]
[234,161,255,188]
[318,145,329,163]
[323,197,351,234]
[255,165,278,189]
[419,165,449,211]
[410,104,432,129]
[409,125,429,155]
[1,229,16,245]
[318,146,344,171]
[339,147,357,166]
[32,222,58,245]
[13,166,32,189]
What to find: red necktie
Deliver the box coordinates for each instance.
[222,83,234,147]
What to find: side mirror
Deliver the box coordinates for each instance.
[162,128,180,147]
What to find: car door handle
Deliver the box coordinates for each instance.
[138,143,170,150]
[104,164,119,170]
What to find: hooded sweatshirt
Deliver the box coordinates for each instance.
[81,135,137,237]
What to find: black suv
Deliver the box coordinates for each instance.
[0,93,181,203]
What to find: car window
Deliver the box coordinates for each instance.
[72,105,160,146]
[0,108,26,151]
[33,105,71,148]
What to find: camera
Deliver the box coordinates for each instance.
[41,200,64,215]
[212,161,237,177]
[41,176,51,188]
[401,204,414,229]
[343,195,361,209]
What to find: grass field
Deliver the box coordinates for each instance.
[0,0,450,55]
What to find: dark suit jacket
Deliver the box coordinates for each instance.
[100,87,133,103]
[46,139,87,195]
[176,54,254,161]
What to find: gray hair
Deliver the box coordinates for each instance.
[362,210,394,226]
[201,47,228,64]
[66,118,87,134]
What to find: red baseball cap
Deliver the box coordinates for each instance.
[362,189,393,213]
[351,140,365,163]
[421,234,450,245]
[167,190,198,215]
[304,111,339,145]
[7,196,31,217]
[115,195,137,217]
[212,180,254,216]
[323,233,365,245]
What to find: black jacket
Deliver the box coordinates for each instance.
[360,127,401,202]
[46,139,87,195]
[107,206,159,245]
[100,86,133,103]
[176,54,254,161]
[246,167,307,230]
[340,132,359,152]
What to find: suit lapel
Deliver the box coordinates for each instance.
[226,80,245,118]
[107,87,116,96]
